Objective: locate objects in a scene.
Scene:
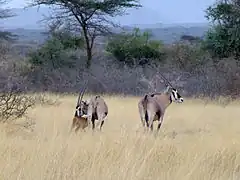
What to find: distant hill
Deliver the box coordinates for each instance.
[0,7,210,44]
[121,25,209,44]
[5,25,209,45]
[6,28,47,44]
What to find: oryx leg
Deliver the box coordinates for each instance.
[140,116,146,128]
[70,123,75,132]
[96,118,104,131]
[157,114,164,132]
[149,123,153,131]
[95,113,106,131]
[75,124,81,133]
[138,104,147,128]
[91,118,95,130]
[75,124,86,133]
[147,110,155,132]
[87,107,94,130]
[73,119,83,133]
[98,117,104,131]
[99,120,104,130]
[144,110,150,131]
[70,118,77,132]
[145,114,149,128]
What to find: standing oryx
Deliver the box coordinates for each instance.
[71,85,88,132]
[73,83,108,131]
[138,73,184,132]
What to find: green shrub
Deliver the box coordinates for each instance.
[203,1,240,60]
[28,31,84,69]
[106,28,165,66]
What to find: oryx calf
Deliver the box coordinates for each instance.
[71,115,88,132]
[138,84,184,132]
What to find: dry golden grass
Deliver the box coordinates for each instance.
[0,94,240,180]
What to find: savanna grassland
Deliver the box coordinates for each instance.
[0,94,240,180]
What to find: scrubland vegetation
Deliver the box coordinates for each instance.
[0,0,240,179]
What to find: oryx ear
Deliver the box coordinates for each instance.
[164,85,171,93]
[84,99,90,105]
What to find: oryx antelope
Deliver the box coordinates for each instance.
[73,84,108,131]
[71,86,89,132]
[138,74,184,132]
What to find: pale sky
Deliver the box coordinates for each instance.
[7,0,29,8]
[6,0,216,24]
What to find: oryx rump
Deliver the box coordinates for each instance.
[85,95,108,130]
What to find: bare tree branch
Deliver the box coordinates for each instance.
[0,0,15,19]
[0,87,36,123]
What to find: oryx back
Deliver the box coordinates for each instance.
[150,92,172,111]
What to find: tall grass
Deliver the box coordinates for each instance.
[0,94,240,180]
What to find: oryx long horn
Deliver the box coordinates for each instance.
[76,91,81,106]
[80,81,88,104]
[79,85,87,104]
[76,81,87,106]
[158,72,173,88]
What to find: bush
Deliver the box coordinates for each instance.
[0,87,35,123]
[204,1,240,60]
[202,26,234,59]
[28,30,84,69]
[106,28,165,67]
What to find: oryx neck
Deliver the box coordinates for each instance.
[169,94,173,104]
[74,111,78,117]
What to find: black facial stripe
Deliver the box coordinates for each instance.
[172,91,177,99]
[169,95,173,103]
[177,92,181,98]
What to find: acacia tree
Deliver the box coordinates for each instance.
[29,0,141,68]
[204,0,240,59]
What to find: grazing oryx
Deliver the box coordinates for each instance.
[73,84,108,131]
[138,73,184,132]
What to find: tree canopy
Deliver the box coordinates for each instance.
[28,0,142,68]
[204,0,240,59]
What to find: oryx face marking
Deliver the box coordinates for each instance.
[75,101,88,117]
[171,88,184,103]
